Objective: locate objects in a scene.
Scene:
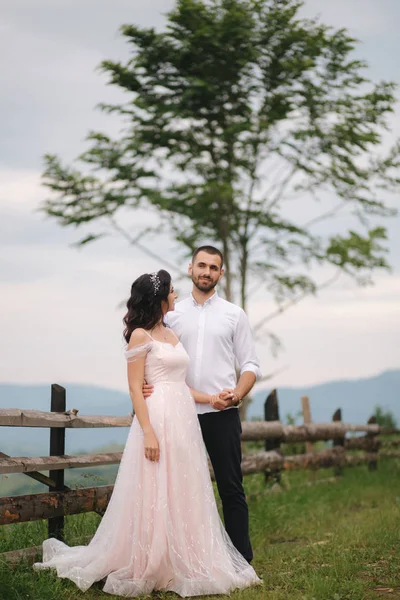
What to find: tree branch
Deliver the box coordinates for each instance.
[253,270,342,336]
[263,165,297,211]
[108,217,187,279]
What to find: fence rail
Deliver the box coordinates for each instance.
[0,408,382,438]
[0,408,131,429]
[0,384,399,564]
[0,452,124,475]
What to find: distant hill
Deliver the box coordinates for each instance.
[0,369,399,456]
[248,369,400,425]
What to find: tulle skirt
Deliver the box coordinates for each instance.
[34,382,260,596]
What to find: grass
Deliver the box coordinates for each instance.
[1,459,399,600]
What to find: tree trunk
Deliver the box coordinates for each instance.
[221,234,232,302]
[240,243,248,312]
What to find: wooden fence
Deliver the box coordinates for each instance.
[1,384,399,564]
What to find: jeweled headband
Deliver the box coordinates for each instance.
[150,272,161,295]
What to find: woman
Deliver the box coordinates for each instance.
[34,270,260,597]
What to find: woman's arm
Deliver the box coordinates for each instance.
[127,330,159,462]
[141,384,217,406]
[189,388,231,410]
[189,388,213,405]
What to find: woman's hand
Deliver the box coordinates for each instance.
[210,393,231,411]
[143,429,160,462]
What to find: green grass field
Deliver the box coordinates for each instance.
[1,460,399,600]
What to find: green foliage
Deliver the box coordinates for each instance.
[41,0,400,313]
[1,462,400,599]
[372,404,398,429]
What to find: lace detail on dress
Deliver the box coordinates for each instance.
[124,341,153,363]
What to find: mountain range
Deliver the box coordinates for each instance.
[0,369,398,457]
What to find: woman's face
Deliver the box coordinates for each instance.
[165,282,178,313]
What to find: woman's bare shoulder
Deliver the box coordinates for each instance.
[128,328,151,349]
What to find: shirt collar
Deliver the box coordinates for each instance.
[191,290,219,307]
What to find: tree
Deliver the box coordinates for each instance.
[372,405,398,430]
[41,0,400,333]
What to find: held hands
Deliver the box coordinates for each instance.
[142,380,240,412]
[210,389,241,411]
[143,428,160,462]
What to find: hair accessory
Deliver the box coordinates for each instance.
[150,272,161,295]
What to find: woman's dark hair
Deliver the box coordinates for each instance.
[123,269,171,344]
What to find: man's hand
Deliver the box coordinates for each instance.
[219,388,241,407]
[142,382,154,399]
[210,394,231,411]
[210,389,239,410]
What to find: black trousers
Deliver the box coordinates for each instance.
[198,408,253,563]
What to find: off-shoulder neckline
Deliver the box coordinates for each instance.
[141,328,180,348]
[151,339,181,349]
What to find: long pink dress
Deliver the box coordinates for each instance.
[34,339,260,596]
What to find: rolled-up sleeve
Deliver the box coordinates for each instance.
[233,310,261,379]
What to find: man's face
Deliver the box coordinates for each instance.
[189,251,224,293]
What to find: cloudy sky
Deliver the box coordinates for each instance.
[1,0,399,397]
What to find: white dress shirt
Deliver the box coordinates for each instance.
[165,292,261,414]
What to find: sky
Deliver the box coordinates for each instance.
[1,0,399,396]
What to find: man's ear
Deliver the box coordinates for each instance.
[188,263,193,276]
[219,267,224,281]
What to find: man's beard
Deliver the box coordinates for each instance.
[192,276,218,293]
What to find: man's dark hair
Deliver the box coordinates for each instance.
[192,245,224,267]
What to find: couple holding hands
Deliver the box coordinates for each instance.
[35,246,261,597]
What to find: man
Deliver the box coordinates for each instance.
[145,245,260,563]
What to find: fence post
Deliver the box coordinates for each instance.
[367,415,378,471]
[332,408,344,476]
[301,396,315,455]
[264,389,281,484]
[48,384,66,540]
[302,396,317,481]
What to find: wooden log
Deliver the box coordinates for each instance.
[0,425,385,476]
[0,486,114,525]
[0,536,93,565]
[240,421,380,442]
[240,447,377,475]
[0,452,68,489]
[48,384,66,541]
[378,450,400,458]
[344,437,381,451]
[0,452,105,518]
[2,443,397,481]
[381,428,400,436]
[3,447,396,526]
[382,439,400,447]
[0,408,132,429]
[264,389,281,483]
[0,545,42,565]
[0,409,381,439]
[0,452,123,475]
